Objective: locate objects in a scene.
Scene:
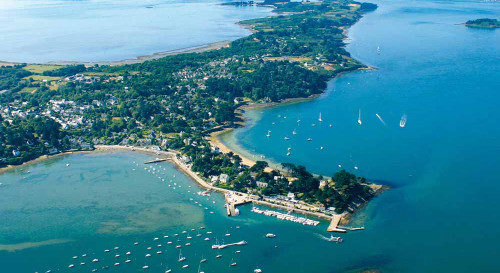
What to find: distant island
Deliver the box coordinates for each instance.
[464,18,500,28]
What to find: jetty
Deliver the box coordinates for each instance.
[327,214,346,233]
[144,158,168,164]
[213,241,247,249]
[225,192,251,216]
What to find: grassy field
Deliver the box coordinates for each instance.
[25,75,60,81]
[24,64,61,74]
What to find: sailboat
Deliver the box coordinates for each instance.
[400,114,407,128]
[358,109,362,125]
[178,250,186,262]
[318,112,323,122]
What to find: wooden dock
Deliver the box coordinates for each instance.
[327,214,347,233]
[144,158,167,164]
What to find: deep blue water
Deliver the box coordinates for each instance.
[223,0,500,271]
[0,0,272,63]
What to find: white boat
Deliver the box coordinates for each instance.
[265,233,276,238]
[377,45,381,55]
[266,130,271,137]
[216,254,222,258]
[400,114,407,127]
[92,259,99,263]
[178,250,186,262]
[328,235,344,243]
[284,136,290,140]
[292,129,297,135]
[318,112,323,122]
[142,265,149,269]
[358,109,362,125]
[165,269,172,273]
[286,152,291,156]
[68,264,74,268]
[182,265,189,269]
[145,254,151,257]
[307,138,312,141]
[254,269,263,273]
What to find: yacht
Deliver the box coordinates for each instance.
[400,114,407,127]
[254,269,263,273]
[216,254,222,258]
[318,112,323,122]
[307,138,312,141]
[182,265,189,269]
[68,264,74,268]
[265,233,276,238]
[286,152,291,156]
[142,266,149,269]
[358,109,362,125]
[230,259,237,267]
[178,250,186,262]
[166,269,172,273]
[145,254,152,257]
[92,259,99,263]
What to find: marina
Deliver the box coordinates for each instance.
[251,207,320,226]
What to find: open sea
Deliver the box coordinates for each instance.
[1,0,500,272]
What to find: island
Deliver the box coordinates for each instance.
[0,0,383,227]
[464,18,500,28]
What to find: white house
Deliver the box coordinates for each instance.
[220,174,229,183]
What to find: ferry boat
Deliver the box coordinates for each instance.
[265,233,276,238]
[358,109,362,125]
[400,114,407,127]
[318,112,323,122]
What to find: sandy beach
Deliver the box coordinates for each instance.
[44,41,231,66]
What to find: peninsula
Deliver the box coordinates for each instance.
[0,0,382,224]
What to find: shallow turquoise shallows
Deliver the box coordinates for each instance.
[0,0,272,63]
[222,0,500,271]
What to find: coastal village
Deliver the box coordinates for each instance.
[0,0,380,228]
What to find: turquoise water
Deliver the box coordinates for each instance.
[223,0,500,271]
[0,0,271,63]
[0,151,370,273]
[1,0,500,272]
